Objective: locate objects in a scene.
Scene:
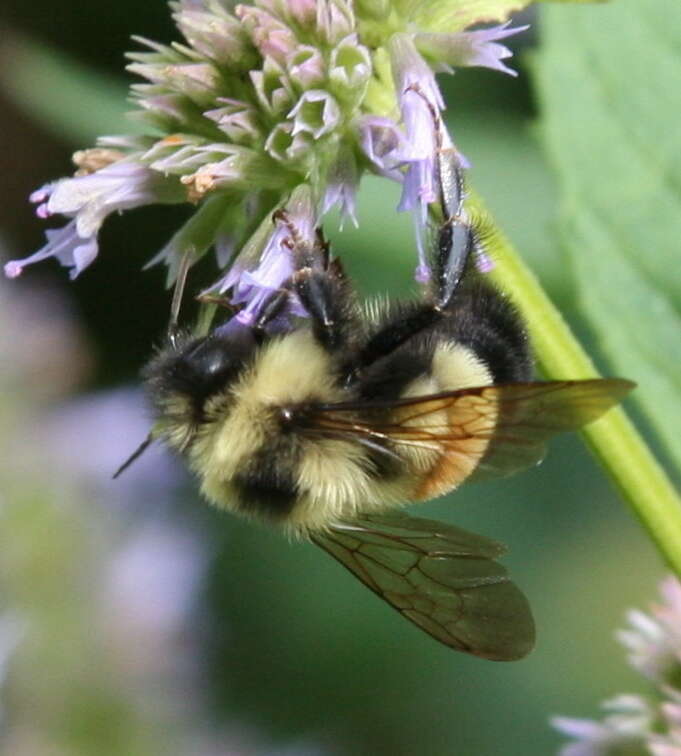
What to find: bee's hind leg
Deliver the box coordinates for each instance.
[348,154,475,376]
[431,148,477,312]
[403,83,476,313]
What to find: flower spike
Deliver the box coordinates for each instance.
[6,0,528,302]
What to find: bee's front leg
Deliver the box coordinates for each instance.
[292,265,352,352]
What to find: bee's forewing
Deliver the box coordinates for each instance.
[311,512,535,660]
[309,378,635,481]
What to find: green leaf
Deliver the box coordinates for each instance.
[412,1,531,32]
[0,34,134,143]
[533,0,681,478]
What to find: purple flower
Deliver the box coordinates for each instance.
[382,27,514,283]
[40,388,183,501]
[30,182,58,219]
[322,145,358,227]
[288,90,341,139]
[357,116,405,181]
[264,122,313,163]
[228,240,295,326]
[50,162,179,235]
[172,0,252,68]
[328,34,371,101]
[552,695,653,756]
[618,577,681,688]
[388,34,450,282]
[389,33,445,156]
[235,4,298,64]
[315,0,355,45]
[415,23,529,78]
[554,579,681,756]
[6,161,184,279]
[204,98,261,144]
[287,46,326,89]
[6,0,530,304]
[215,185,316,327]
[287,0,317,29]
[102,521,208,652]
[387,32,476,283]
[649,700,681,755]
[5,220,98,281]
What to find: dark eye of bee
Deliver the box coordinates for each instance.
[184,329,256,398]
[186,337,237,380]
[144,327,257,416]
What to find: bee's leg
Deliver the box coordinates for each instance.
[272,209,355,351]
[349,217,483,381]
[353,305,440,375]
[247,263,352,352]
[431,150,477,312]
[403,83,473,311]
[292,263,353,351]
[252,288,290,336]
[349,158,471,374]
[349,116,481,379]
[349,93,530,387]
[315,227,332,269]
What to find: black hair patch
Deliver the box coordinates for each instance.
[233,441,301,518]
[442,279,532,384]
[143,327,258,422]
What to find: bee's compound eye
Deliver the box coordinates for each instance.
[188,339,233,377]
[181,330,256,398]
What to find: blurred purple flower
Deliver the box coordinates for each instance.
[554,578,681,756]
[0,270,93,400]
[39,388,183,505]
[552,695,653,756]
[649,700,681,756]
[618,577,681,688]
[101,521,210,683]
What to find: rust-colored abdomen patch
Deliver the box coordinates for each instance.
[413,391,498,501]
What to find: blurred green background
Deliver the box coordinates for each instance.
[0,1,677,754]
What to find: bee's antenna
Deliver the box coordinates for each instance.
[168,246,195,345]
[115,247,193,479]
[112,433,154,479]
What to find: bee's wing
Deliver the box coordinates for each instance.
[460,378,634,480]
[308,378,634,480]
[311,512,534,660]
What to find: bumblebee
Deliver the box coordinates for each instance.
[131,133,633,660]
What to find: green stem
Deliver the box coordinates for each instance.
[485,214,681,577]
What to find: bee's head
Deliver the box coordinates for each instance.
[143,324,259,449]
